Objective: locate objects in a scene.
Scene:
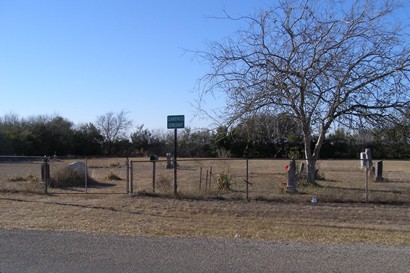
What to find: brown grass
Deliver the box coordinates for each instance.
[0,192,408,245]
[0,158,409,245]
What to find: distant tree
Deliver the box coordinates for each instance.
[0,115,75,155]
[198,0,410,183]
[371,116,410,158]
[178,128,214,157]
[148,129,174,156]
[96,111,132,155]
[0,131,13,154]
[72,123,103,155]
[130,124,152,155]
[0,114,20,154]
[321,128,358,158]
[24,115,75,156]
[212,126,232,157]
[230,113,302,157]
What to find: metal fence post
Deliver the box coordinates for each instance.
[129,161,134,194]
[152,160,156,193]
[85,158,88,193]
[246,158,249,201]
[126,157,129,193]
[41,156,50,194]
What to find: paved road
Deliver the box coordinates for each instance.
[0,229,409,273]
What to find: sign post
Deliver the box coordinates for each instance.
[167,115,185,195]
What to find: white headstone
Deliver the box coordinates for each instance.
[67,162,86,175]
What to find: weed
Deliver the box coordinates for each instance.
[279,181,288,193]
[217,171,232,190]
[105,170,122,180]
[109,162,121,168]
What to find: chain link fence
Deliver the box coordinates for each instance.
[130,158,410,204]
[0,156,45,193]
[0,156,129,194]
[1,156,409,204]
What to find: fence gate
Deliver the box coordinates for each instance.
[45,157,129,194]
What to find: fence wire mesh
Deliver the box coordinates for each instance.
[130,158,410,204]
[0,156,129,194]
[0,156,44,193]
[1,156,409,204]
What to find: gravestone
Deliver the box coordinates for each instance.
[67,162,86,175]
[375,161,383,182]
[286,160,297,193]
[166,153,173,169]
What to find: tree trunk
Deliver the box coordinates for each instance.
[306,157,316,184]
[304,127,327,184]
[303,130,317,184]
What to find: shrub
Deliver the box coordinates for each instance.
[50,167,86,188]
[217,171,231,190]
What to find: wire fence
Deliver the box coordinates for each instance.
[0,156,129,194]
[130,158,410,204]
[1,156,409,204]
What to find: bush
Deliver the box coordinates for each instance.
[50,167,86,188]
[217,171,231,190]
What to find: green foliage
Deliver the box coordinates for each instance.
[1,110,410,158]
[217,171,232,190]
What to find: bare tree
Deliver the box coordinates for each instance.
[199,0,410,183]
[96,111,132,154]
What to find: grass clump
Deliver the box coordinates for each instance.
[6,175,39,183]
[105,170,122,181]
[50,166,89,188]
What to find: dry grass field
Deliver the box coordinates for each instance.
[0,157,409,245]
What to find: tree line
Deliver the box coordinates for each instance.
[1,111,409,159]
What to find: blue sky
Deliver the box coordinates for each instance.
[1,0,409,131]
[0,0,271,130]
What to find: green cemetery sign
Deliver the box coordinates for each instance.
[167,115,185,129]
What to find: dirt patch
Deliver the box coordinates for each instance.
[0,192,409,245]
